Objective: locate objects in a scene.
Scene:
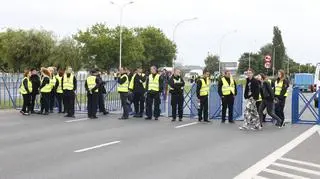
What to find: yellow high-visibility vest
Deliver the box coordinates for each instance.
[221,77,235,96]
[55,75,63,94]
[19,77,32,94]
[63,74,74,90]
[50,76,57,89]
[148,74,160,92]
[199,78,209,96]
[87,75,98,93]
[129,74,136,90]
[275,80,288,97]
[117,74,129,92]
[40,76,52,93]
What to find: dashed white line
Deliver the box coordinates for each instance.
[234,125,320,179]
[65,118,89,123]
[272,162,320,176]
[74,141,121,153]
[175,122,199,129]
[263,168,310,179]
[279,157,320,169]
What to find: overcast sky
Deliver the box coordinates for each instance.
[1,0,319,66]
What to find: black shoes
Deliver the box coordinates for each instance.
[118,117,128,120]
[171,119,176,122]
[145,117,152,120]
[204,120,211,123]
[64,115,75,118]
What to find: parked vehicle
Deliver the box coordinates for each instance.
[293,73,314,92]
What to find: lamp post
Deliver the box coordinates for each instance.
[219,30,237,74]
[272,44,281,77]
[110,1,134,69]
[172,17,198,69]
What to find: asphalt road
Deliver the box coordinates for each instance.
[0,109,317,179]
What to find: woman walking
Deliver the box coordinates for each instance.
[274,70,289,127]
[19,69,33,115]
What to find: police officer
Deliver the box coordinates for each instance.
[30,68,40,114]
[218,70,237,123]
[55,69,64,113]
[145,66,163,120]
[197,69,210,122]
[39,68,52,115]
[118,67,130,120]
[129,68,146,118]
[20,69,33,115]
[97,71,109,115]
[48,67,58,113]
[61,67,77,118]
[86,70,100,119]
[169,68,185,122]
[273,70,289,127]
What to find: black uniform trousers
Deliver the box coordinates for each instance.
[64,90,75,116]
[133,92,145,115]
[30,93,38,113]
[98,92,107,113]
[87,92,98,118]
[258,100,282,126]
[120,92,130,118]
[222,95,234,122]
[146,92,160,118]
[256,101,266,123]
[171,93,184,119]
[198,95,208,121]
[56,92,63,113]
[22,94,32,113]
[49,91,55,111]
[40,92,50,113]
[275,97,286,125]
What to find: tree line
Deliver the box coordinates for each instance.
[0,23,176,72]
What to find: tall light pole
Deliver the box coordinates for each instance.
[172,17,198,69]
[110,1,134,69]
[219,30,237,74]
[272,44,281,77]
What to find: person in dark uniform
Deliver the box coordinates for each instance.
[273,70,289,127]
[29,68,40,113]
[19,69,32,115]
[197,69,210,122]
[145,66,163,120]
[38,68,52,115]
[129,68,146,118]
[218,70,237,123]
[55,69,64,113]
[118,67,130,120]
[85,70,101,119]
[97,71,109,115]
[61,67,77,118]
[169,68,185,122]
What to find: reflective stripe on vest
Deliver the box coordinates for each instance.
[275,80,288,97]
[148,74,160,92]
[40,76,52,93]
[200,78,209,96]
[19,77,32,94]
[63,74,74,90]
[117,74,129,92]
[129,74,136,90]
[87,76,98,93]
[221,77,235,96]
[257,94,262,101]
[55,75,63,93]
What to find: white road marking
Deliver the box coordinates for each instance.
[234,125,320,179]
[279,157,320,169]
[65,118,89,123]
[253,175,270,179]
[318,130,320,136]
[272,162,320,176]
[74,141,121,153]
[263,168,310,179]
[175,122,199,129]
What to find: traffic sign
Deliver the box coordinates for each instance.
[265,55,272,62]
[264,62,271,69]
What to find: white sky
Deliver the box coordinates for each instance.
[0,0,319,66]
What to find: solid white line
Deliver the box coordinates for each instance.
[65,118,89,123]
[74,141,121,153]
[253,175,270,179]
[234,125,320,179]
[263,168,310,179]
[175,122,199,129]
[280,157,320,169]
[272,162,320,176]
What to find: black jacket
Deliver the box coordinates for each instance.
[97,75,107,94]
[169,75,185,95]
[61,74,77,91]
[261,80,274,101]
[273,78,289,99]
[244,78,260,100]
[145,74,164,93]
[39,76,50,90]
[30,74,40,94]
[131,73,146,93]
[218,77,237,97]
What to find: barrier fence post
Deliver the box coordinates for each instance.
[291,87,299,124]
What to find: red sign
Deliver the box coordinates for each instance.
[264,62,271,69]
[265,55,272,62]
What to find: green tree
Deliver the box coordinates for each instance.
[272,26,286,72]
[204,54,220,74]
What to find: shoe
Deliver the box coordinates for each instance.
[103,111,109,115]
[229,120,235,124]
[204,120,211,123]
[25,112,30,116]
[20,111,26,115]
[64,115,71,117]
[239,126,249,130]
[133,114,140,118]
[171,119,176,122]
[91,116,98,119]
[155,118,159,120]
[179,118,183,122]
[145,117,152,120]
[221,120,226,123]
[43,112,49,115]
[198,119,202,122]
[118,117,128,120]
[50,110,54,113]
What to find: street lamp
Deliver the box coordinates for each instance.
[219,30,237,74]
[172,17,198,69]
[110,1,134,69]
[272,44,281,77]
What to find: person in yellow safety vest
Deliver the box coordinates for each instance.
[218,70,237,123]
[85,69,101,119]
[273,70,289,127]
[61,67,77,118]
[55,69,64,113]
[118,67,130,120]
[196,68,211,122]
[129,68,146,118]
[255,74,266,125]
[145,66,164,120]
[48,67,59,113]
[169,68,185,122]
[19,69,33,116]
[38,68,52,115]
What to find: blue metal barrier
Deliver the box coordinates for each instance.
[292,87,320,124]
